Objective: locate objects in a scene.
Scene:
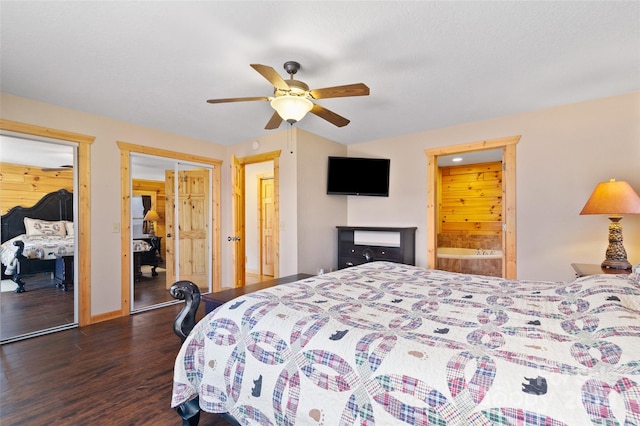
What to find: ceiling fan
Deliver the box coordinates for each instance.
[41,164,73,172]
[206,61,370,129]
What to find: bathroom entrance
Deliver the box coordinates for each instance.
[436,159,503,277]
[425,136,520,279]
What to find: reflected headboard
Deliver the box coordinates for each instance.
[1,189,74,243]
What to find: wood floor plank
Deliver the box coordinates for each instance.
[1,303,231,425]
[1,270,300,424]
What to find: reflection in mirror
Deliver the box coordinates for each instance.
[131,154,173,312]
[130,154,212,312]
[0,135,78,343]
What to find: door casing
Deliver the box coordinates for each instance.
[0,119,93,326]
[232,150,281,287]
[425,135,519,279]
[118,142,222,316]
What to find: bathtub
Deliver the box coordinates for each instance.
[437,247,502,277]
[437,247,502,259]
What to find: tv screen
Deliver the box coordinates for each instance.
[327,156,390,196]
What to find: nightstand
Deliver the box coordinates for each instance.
[571,263,632,278]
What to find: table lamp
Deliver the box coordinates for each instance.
[580,179,640,270]
[143,209,160,237]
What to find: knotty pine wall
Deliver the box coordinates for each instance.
[438,161,502,249]
[0,162,73,215]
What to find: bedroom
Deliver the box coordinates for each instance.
[1,1,639,424]
[0,1,638,332]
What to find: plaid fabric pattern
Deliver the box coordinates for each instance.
[172,261,640,425]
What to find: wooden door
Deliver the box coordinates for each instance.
[165,168,210,289]
[232,156,245,288]
[260,177,275,276]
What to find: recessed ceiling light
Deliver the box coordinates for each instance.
[452,157,463,162]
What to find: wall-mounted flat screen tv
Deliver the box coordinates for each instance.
[327,156,390,197]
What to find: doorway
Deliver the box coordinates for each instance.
[118,142,222,316]
[231,151,281,288]
[244,163,275,284]
[425,135,519,279]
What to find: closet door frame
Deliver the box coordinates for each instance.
[0,118,93,326]
[118,141,222,316]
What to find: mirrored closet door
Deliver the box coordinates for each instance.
[0,135,78,343]
[130,154,212,312]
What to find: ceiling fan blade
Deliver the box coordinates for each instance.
[310,104,350,127]
[250,64,290,91]
[309,83,370,100]
[206,96,269,104]
[265,111,283,130]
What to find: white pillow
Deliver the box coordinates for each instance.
[24,217,66,237]
[64,221,74,237]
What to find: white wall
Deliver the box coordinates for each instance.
[296,130,348,274]
[0,92,229,315]
[348,92,640,281]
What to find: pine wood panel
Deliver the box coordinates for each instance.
[441,221,502,234]
[442,162,502,175]
[0,162,73,215]
[439,161,502,235]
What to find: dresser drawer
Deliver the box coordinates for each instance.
[338,256,368,269]
[340,243,401,262]
[336,227,417,270]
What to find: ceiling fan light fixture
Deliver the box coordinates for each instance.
[270,95,313,124]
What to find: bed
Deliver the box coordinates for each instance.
[0,189,74,293]
[171,261,640,425]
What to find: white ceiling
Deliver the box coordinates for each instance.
[1,1,638,148]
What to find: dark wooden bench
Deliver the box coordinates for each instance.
[202,273,313,313]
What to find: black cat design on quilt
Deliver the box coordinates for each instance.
[251,375,263,397]
[522,376,547,395]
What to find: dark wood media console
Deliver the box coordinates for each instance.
[337,226,417,269]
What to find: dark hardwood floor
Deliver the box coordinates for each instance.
[1,266,172,341]
[1,269,288,424]
[1,299,234,425]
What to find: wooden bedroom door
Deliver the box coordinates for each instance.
[231,155,246,288]
[260,177,275,276]
[165,167,211,290]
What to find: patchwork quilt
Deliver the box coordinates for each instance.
[172,261,640,425]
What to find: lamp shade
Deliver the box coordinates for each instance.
[270,95,313,124]
[143,209,160,221]
[580,179,640,215]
